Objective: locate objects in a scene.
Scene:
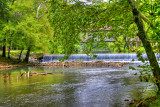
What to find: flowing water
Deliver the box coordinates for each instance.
[42,53,160,62]
[0,66,157,107]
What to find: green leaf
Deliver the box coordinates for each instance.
[132,59,135,61]
[93,55,98,59]
[129,66,136,70]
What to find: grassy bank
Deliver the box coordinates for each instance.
[129,95,160,107]
[0,56,20,65]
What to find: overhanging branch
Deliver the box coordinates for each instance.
[36,0,49,19]
[140,13,160,32]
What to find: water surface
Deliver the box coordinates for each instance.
[0,66,156,107]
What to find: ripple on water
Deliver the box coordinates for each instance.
[0,66,157,107]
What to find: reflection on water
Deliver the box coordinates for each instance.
[0,66,157,107]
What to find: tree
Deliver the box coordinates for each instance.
[127,0,160,89]
[0,0,10,57]
[13,0,52,62]
[0,0,53,62]
[48,0,160,89]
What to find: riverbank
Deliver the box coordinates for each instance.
[0,57,32,70]
[128,95,160,107]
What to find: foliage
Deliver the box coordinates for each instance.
[0,0,53,60]
[48,0,136,56]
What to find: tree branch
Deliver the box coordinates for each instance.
[37,14,44,19]
[140,13,160,32]
[36,2,43,19]
[36,0,49,19]
[127,0,160,90]
[145,25,150,34]
[12,0,16,5]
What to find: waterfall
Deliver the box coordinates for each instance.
[41,53,160,63]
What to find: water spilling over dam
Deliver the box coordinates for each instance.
[41,53,160,63]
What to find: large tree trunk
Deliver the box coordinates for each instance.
[24,46,31,63]
[127,0,160,89]
[8,41,11,59]
[8,32,14,59]
[2,45,6,57]
[19,47,24,61]
[2,39,6,57]
[117,44,122,53]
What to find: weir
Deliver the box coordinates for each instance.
[41,53,160,63]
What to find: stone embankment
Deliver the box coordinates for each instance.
[38,61,129,68]
[0,61,130,70]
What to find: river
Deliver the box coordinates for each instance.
[0,65,157,107]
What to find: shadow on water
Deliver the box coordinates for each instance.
[0,66,157,107]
